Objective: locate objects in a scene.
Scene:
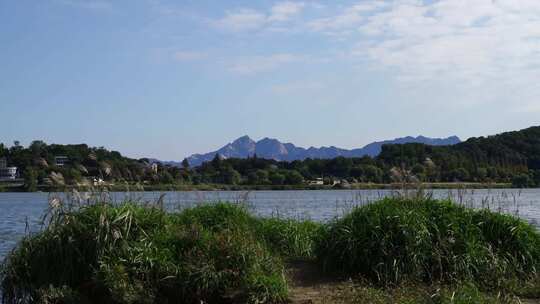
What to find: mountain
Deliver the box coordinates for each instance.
[185,135,461,166]
[146,158,183,167]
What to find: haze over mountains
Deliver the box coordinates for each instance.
[183,135,461,167]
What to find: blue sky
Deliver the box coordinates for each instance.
[1,0,539,160]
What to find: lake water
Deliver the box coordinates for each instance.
[1,189,539,261]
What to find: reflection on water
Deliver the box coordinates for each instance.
[1,189,539,261]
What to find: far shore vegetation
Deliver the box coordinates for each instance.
[2,193,540,303]
[1,126,539,192]
[0,181,515,193]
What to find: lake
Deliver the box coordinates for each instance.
[1,189,539,261]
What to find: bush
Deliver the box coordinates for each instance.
[315,198,540,287]
[1,203,288,304]
[172,203,321,259]
[512,174,532,188]
[255,218,321,259]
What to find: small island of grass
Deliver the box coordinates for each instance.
[2,197,540,303]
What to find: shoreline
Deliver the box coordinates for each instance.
[0,182,518,193]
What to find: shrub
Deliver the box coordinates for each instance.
[172,203,321,260]
[171,202,256,232]
[1,202,288,304]
[315,198,540,287]
[255,218,321,259]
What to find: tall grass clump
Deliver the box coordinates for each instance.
[172,203,322,259]
[1,201,289,304]
[315,197,540,288]
[255,218,321,260]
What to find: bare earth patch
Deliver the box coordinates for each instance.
[286,260,358,304]
[285,261,540,304]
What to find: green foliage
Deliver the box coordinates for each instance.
[4,126,540,189]
[285,170,304,185]
[222,167,241,184]
[172,203,321,259]
[1,203,288,304]
[172,202,256,232]
[247,169,270,185]
[339,282,515,304]
[23,168,37,192]
[181,158,190,169]
[34,285,83,304]
[269,172,285,185]
[315,198,540,288]
[255,218,322,259]
[159,170,174,184]
[1,141,188,190]
[2,198,540,303]
[512,173,532,188]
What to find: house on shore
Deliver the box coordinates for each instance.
[54,156,70,167]
[308,177,324,185]
[0,157,18,180]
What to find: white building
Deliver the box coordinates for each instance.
[308,177,324,185]
[0,157,17,180]
[93,177,105,186]
[54,156,70,167]
[0,167,17,180]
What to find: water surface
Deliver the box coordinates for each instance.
[1,189,539,261]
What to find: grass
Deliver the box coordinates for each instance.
[315,197,540,289]
[317,281,522,304]
[1,196,540,303]
[169,202,322,259]
[1,202,292,303]
[255,218,321,260]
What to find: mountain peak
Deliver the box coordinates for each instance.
[185,135,461,166]
[257,137,280,143]
[232,135,254,145]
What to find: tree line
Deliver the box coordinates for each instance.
[1,126,539,190]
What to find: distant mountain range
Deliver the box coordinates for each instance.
[181,135,461,167]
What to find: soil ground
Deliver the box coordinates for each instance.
[285,261,540,304]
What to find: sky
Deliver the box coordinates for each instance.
[1,0,539,160]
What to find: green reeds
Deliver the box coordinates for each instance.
[315,197,540,289]
[1,202,288,304]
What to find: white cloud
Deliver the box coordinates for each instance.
[353,1,540,81]
[228,54,302,74]
[214,1,305,32]
[320,0,539,110]
[207,1,540,109]
[215,9,267,31]
[307,2,387,35]
[269,2,305,22]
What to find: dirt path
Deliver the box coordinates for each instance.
[285,261,540,304]
[286,260,355,304]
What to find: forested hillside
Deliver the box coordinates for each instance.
[0,141,183,191]
[378,126,540,186]
[1,126,539,190]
